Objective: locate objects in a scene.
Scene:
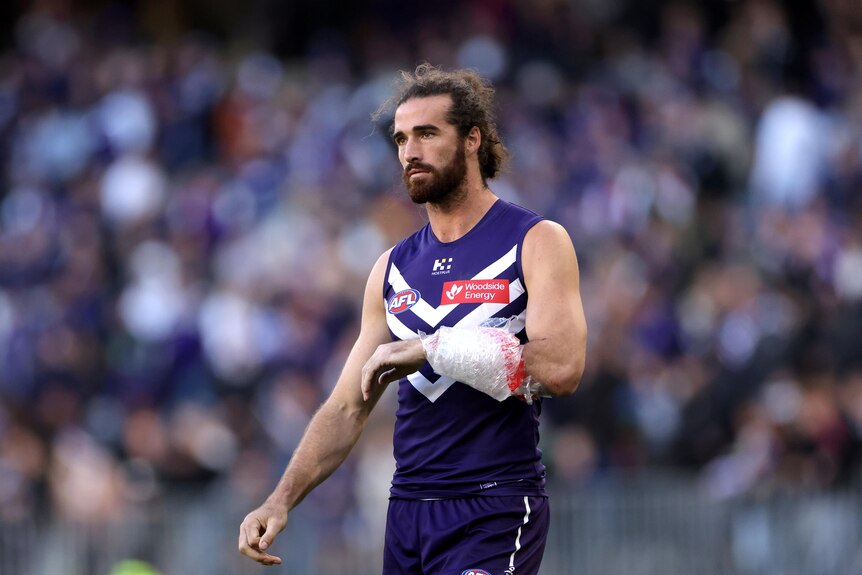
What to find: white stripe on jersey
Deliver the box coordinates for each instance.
[388,263,457,327]
[385,243,527,403]
[386,244,518,328]
[384,279,525,340]
[450,280,526,329]
[406,371,456,402]
[385,305,420,341]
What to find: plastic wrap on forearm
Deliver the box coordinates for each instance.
[420,325,526,401]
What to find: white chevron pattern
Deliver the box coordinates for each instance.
[406,372,455,403]
[384,244,527,402]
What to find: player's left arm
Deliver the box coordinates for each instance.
[520,220,587,396]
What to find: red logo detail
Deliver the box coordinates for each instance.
[442,280,510,304]
[388,289,420,314]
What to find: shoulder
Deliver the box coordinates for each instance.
[361,247,396,315]
[368,247,395,285]
[495,199,544,225]
[524,219,572,244]
[490,200,545,251]
[522,220,578,268]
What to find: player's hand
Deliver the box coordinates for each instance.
[361,339,425,400]
[238,500,288,566]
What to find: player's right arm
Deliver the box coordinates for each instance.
[238,248,394,566]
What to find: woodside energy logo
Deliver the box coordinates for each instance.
[441,280,510,304]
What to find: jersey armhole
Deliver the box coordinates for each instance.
[515,216,544,345]
[515,216,545,287]
[383,242,402,301]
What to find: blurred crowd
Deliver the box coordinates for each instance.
[1,0,862,558]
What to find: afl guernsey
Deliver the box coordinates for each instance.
[384,199,547,499]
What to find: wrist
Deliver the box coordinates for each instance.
[421,325,526,401]
[267,479,300,512]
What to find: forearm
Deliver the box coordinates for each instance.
[266,400,368,511]
[521,335,585,396]
[421,323,584,402]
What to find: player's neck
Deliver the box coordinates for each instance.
[425,184,498,243]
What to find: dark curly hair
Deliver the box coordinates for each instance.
[373,63,510,182]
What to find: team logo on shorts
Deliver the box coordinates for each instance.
[388,289,421,314]
[461,570,491,575]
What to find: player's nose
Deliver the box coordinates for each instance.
[403,137,422,163]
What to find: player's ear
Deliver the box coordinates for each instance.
[465,126,481,155]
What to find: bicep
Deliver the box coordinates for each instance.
[522,221,587,351]
[326,249,394,414]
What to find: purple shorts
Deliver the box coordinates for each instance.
[383,496,549,575]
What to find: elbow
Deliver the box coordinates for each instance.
[329,398,372,431]
[561,330,588,395]
[560,373,582,396]
[522,330,587,397]
[558,370,584,397]
[543,359,585,397]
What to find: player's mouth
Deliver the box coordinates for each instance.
[406,164,433,178]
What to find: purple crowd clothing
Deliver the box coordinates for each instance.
[383,496,549,575]
[384,199,547,499]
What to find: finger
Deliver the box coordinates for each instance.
[238,531,263,560]
[258,551,283,566]
[378,367,398,387]
[238,522,250,548]
[240,544,282,566]
[238,525,257,559]
[361,359,379,401]
[242,518,263,550]
[239,533,283,566]
[360,366,371,401]
[258,516,281,551]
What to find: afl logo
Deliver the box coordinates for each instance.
[462,570,491,575]
[388,289,420,314]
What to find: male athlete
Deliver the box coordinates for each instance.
[238,64,587,574]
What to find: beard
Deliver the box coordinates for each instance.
[403,141,468,206]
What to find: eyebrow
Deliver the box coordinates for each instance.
[391,124,441,139]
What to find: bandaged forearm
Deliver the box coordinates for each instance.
[420,325,544,403]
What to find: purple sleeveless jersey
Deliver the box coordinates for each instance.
[384,199,547,499]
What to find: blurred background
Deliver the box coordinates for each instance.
[1,0,862,573]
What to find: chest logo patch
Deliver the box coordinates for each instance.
[442,279,510,304]
[388,289,421,314]
[462,570,492,575]
[432,257,453,275]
